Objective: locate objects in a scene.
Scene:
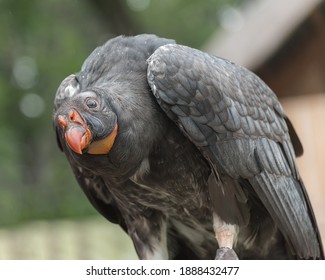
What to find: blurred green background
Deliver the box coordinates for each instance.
[0,0,247,228]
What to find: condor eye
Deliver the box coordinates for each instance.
[85,98,98,109]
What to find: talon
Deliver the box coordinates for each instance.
[215,247,239,260]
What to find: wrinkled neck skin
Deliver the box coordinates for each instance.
[66,88,168,185]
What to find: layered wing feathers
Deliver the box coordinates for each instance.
[147,44,322,258]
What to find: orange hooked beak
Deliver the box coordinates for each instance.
[57,109,118,155]
[58,109,91,154]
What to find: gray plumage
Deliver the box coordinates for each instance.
[53,34,323,259]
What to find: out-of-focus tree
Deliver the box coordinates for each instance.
[0,0,106,225]
[0,0,246,226]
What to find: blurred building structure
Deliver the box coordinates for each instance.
[205,0,325,246]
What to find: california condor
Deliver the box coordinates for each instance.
[53,34,323,259]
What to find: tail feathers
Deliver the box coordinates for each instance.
[250,171,322,259]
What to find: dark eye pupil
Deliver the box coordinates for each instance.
[86,99,97,108]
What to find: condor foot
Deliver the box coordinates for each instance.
[215,247,239,260]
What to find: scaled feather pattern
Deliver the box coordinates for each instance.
[53,34,323,260]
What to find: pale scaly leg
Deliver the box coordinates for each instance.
[213,213,239,260]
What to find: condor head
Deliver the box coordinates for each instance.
[55,91,118,155]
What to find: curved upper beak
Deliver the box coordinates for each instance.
[57,109,91,154]
[65,125,90,154]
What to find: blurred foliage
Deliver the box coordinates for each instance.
[0,0,246,227]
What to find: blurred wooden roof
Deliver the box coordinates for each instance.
[204,0,323,70]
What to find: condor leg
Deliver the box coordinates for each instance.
[213,213,239,260]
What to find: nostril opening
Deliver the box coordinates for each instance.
[67,109,84,125]
[69,110,75,121]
